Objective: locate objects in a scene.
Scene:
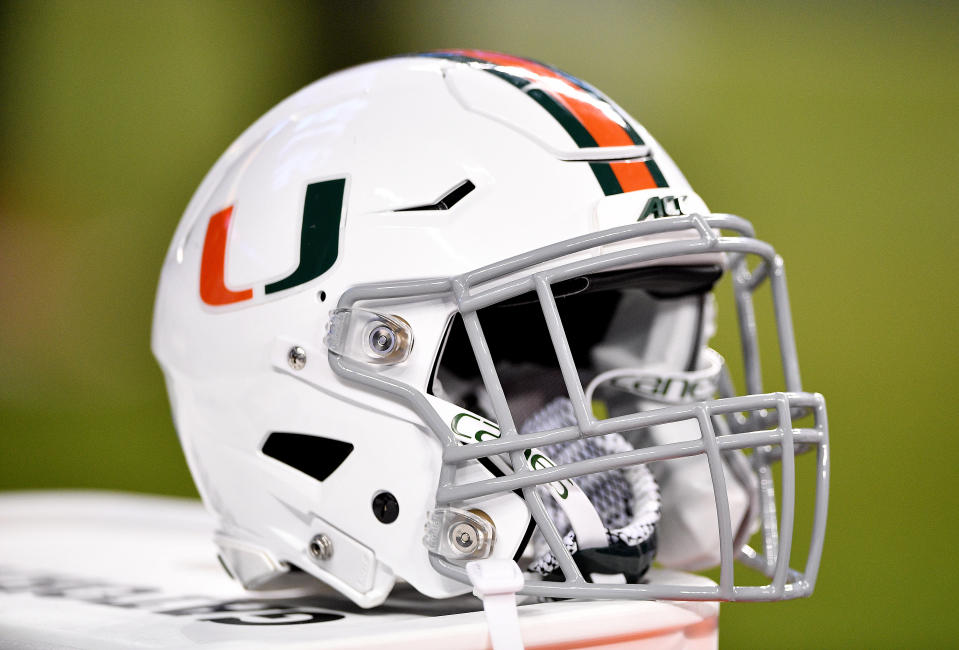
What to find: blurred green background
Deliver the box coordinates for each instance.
[1,1,957,646]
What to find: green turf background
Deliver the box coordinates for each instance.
[1,1,957,646]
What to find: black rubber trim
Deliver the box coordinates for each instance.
[493,265,724,309]
[543,531,658,584]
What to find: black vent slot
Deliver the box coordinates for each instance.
[262,432,354,482]
[395,180,475,211]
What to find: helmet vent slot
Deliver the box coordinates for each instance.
[395,180,475,211]
[262,432,354,482]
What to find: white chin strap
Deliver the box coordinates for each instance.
[543,471,609,550]
[467,559,525,650]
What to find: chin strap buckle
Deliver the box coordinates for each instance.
[466,559,525,650]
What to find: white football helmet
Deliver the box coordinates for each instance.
[152,50,829,608]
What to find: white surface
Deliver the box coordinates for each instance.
[0,491,718,649]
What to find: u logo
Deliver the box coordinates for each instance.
[199,178,346,306]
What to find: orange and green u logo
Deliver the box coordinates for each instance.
[200,178,346,306]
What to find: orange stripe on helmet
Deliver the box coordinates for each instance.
[610,161,658,192]
[446,49,637,148]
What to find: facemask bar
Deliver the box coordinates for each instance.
[329,213,829,602]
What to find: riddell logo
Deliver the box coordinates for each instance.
[638,195,688,221]
[199,178,346,306]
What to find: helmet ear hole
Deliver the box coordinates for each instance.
[372,491,399,524]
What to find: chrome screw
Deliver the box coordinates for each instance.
[309,534,333,561]
[288,346,307,370]
[450,521,479,556]
[368,325,396,355]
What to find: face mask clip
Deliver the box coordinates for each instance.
[423,507,496,560]
[325,308,413,365]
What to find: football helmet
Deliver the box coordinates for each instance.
[152,51,829,608]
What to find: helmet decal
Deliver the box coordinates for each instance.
[199,178,346,306]
[421,49,667,195]
[199,205,253,306]
[265,178,346,295]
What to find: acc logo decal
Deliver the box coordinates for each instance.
[638,194,688,221]
[199,178,346,306]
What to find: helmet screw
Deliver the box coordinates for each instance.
[288,346,307,370]
[450,521,480,555]
[309,533,333,561]
[368,325,397,355]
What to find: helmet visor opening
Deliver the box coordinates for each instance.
[429,265,722,427]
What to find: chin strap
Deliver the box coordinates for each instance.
[466,559,525,650]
